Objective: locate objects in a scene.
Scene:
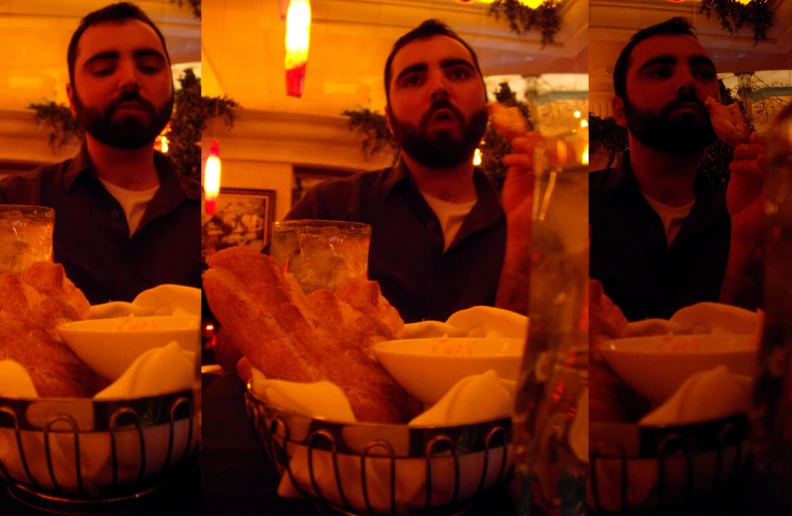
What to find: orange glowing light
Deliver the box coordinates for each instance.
[285,0,311,98]
[204,139,221,215]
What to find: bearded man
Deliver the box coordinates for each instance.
[0,2,200,304]
[590,17,766,321]
[286,19,534,322]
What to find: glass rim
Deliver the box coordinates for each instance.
[273,219,371,232]
[0,205,55,217]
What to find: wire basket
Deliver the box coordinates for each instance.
[0,389,199,513]
[589,414,751,514]
[244,388,514,515]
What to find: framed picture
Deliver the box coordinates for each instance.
[201,188,276,263]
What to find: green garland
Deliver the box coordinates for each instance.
[699,0,773,45]
[487,0,562,47]
[340,108,398,162]
[342,82,532,192]
[168,0,200,19]
[28,69,239,183]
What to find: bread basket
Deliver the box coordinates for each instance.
[589,414,751,514]
[244,385,514,515]
[0,389,199,513]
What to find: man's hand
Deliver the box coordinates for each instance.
[495,133,541,313]
[721,134,766,309]
[727,135,766,217]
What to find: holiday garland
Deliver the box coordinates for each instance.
[487,0,562,47]
[699,0,773,44]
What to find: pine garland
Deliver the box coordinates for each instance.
[487,0,562,47]
[699,0,773,45]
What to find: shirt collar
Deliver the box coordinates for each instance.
[604,149,722,203]
[64,142,196,199]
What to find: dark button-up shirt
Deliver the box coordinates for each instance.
[0,145,201,304]
[286,160,506,323]
[590,151,730,321]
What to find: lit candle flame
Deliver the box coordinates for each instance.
[582,143,589,166]
[473,148,482,166]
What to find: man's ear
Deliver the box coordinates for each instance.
[385,105,394,136]
[66,84,78,117]
[612,96,627,129]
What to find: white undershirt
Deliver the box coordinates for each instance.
[420,191,477,252]
[643,194,695,248]
[99,179,159,236]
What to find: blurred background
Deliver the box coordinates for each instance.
[200,0,589,260]
[589,0,792,172]
[0,0,201,175]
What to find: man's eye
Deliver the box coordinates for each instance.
[403,75,423,87]
[138,58,164,74]
[448,68,472,80]
[647,67,672,79]
[694,68,716,81]
[93,68,114,77]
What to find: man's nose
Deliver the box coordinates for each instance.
[428,71,449,100]
[675,68,697,96]
[117,60,140,91]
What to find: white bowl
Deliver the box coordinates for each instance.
[373,338,524,406]
[598,334,757,404]
[58,316,201,381]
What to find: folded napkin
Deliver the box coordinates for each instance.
[248,368,356,423]
[409,370,514,426]
[639,365,752,427]
[0,343,197,494]
[249,369,515,513]
[405,306,528,340]
[94,342,195,400]
[628,302,759,337]
[91,285,201,319]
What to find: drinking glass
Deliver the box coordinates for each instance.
[270,220,371,294]
[750,102,792,513]
[513,127,590,515]
[0,205,54,274]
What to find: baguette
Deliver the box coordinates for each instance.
[203,247,421,423]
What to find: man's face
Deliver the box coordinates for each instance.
[615,34,720,154]
[68,19,173,150]
[386,35,488,168]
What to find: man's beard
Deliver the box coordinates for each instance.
[623,92,716,154]
[73,88,173,150]
[390,98,488,168]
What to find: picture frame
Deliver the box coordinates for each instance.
[201,187,276,263]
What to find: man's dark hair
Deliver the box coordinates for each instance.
[383,19,485,103]
[613,17,698,100]
[67,2,171,87]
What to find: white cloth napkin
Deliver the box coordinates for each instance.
[0,344,197,494]
[405,306,528,340]
[91,285,201,319]
[249,369,515,513]
[94,342,195,400]
[628,302,759,337]
[639,365,752,427]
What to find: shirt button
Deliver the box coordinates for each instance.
[111,210,120,219]
[426,221,435,230]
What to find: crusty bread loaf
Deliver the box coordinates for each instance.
[204,246,422,423]
[0,266,106,397]
[335,278,407,341]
